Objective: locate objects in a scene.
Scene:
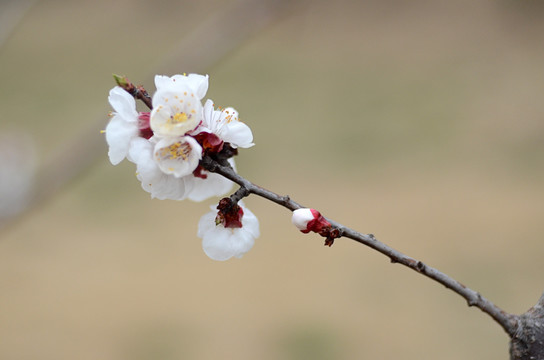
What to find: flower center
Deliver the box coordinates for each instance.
[223,109,238,123]
[157,141,191,161]
[172,112,189,123]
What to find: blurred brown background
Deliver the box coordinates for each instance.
[1,0,544,359]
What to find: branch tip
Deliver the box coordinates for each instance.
[112,75,152,110]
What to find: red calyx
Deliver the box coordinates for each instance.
[302,209,332,235]
[193,131,224,154]
[215,198,244,229]
[192,165,208,179]
[138,112,153,139]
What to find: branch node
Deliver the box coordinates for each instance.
[322,227,342,247]
[467,293,482,307]
[230,186,251,204]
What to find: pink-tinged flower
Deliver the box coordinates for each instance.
[193,99,254,149]
[129,138,194,200]
[153,136,202,178]
[150,74,208,137]
[292,208,331,234]
[105,86,140,165]
[197,201,260,261]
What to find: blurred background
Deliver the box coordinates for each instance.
[1,0,544,359]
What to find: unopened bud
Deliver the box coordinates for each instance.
[292,208,331,234]
[292,208,316,232]
[113,74,129,88]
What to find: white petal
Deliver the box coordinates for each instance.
[127,137,152,164]
[188,172,233,202]
[291,208,315,231]
[197,209,217,238]
[201,227,236,261]
[230,229,255,259]
[154,75,173,91]
[241,205,260,238]
[105,115,139,165]
[186,73,209,99]
[154,74,208,100]
[108,87,138,122]
[220,121,254,148]
[187,158,236,202]
[200,99,216,131]
[149,173,192,200]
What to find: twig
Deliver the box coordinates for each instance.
[511,292,544,359]
[113,75,152,110]
[200,154,520,337]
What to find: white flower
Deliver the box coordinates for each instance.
[105,86,140,165]
[150,74,208,137]
[194,99,254,148]
[129,138,193,200]
[187,158,236,202]
[153,136,202,178]
[197,202,260,261]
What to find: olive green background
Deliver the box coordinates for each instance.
[1,0,544,359]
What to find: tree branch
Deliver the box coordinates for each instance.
[510,292,544,359]
[201,154,520,337]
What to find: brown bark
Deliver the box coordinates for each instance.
[511,293,544,360]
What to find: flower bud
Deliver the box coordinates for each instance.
[113,74,129,88]
[292,208,331,234]
[292,208,316,232]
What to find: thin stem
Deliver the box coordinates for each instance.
[201,154,520,337]
[113,75,153,109]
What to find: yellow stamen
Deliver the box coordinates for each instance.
[158,141,191,161]
[172,112,188,123]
